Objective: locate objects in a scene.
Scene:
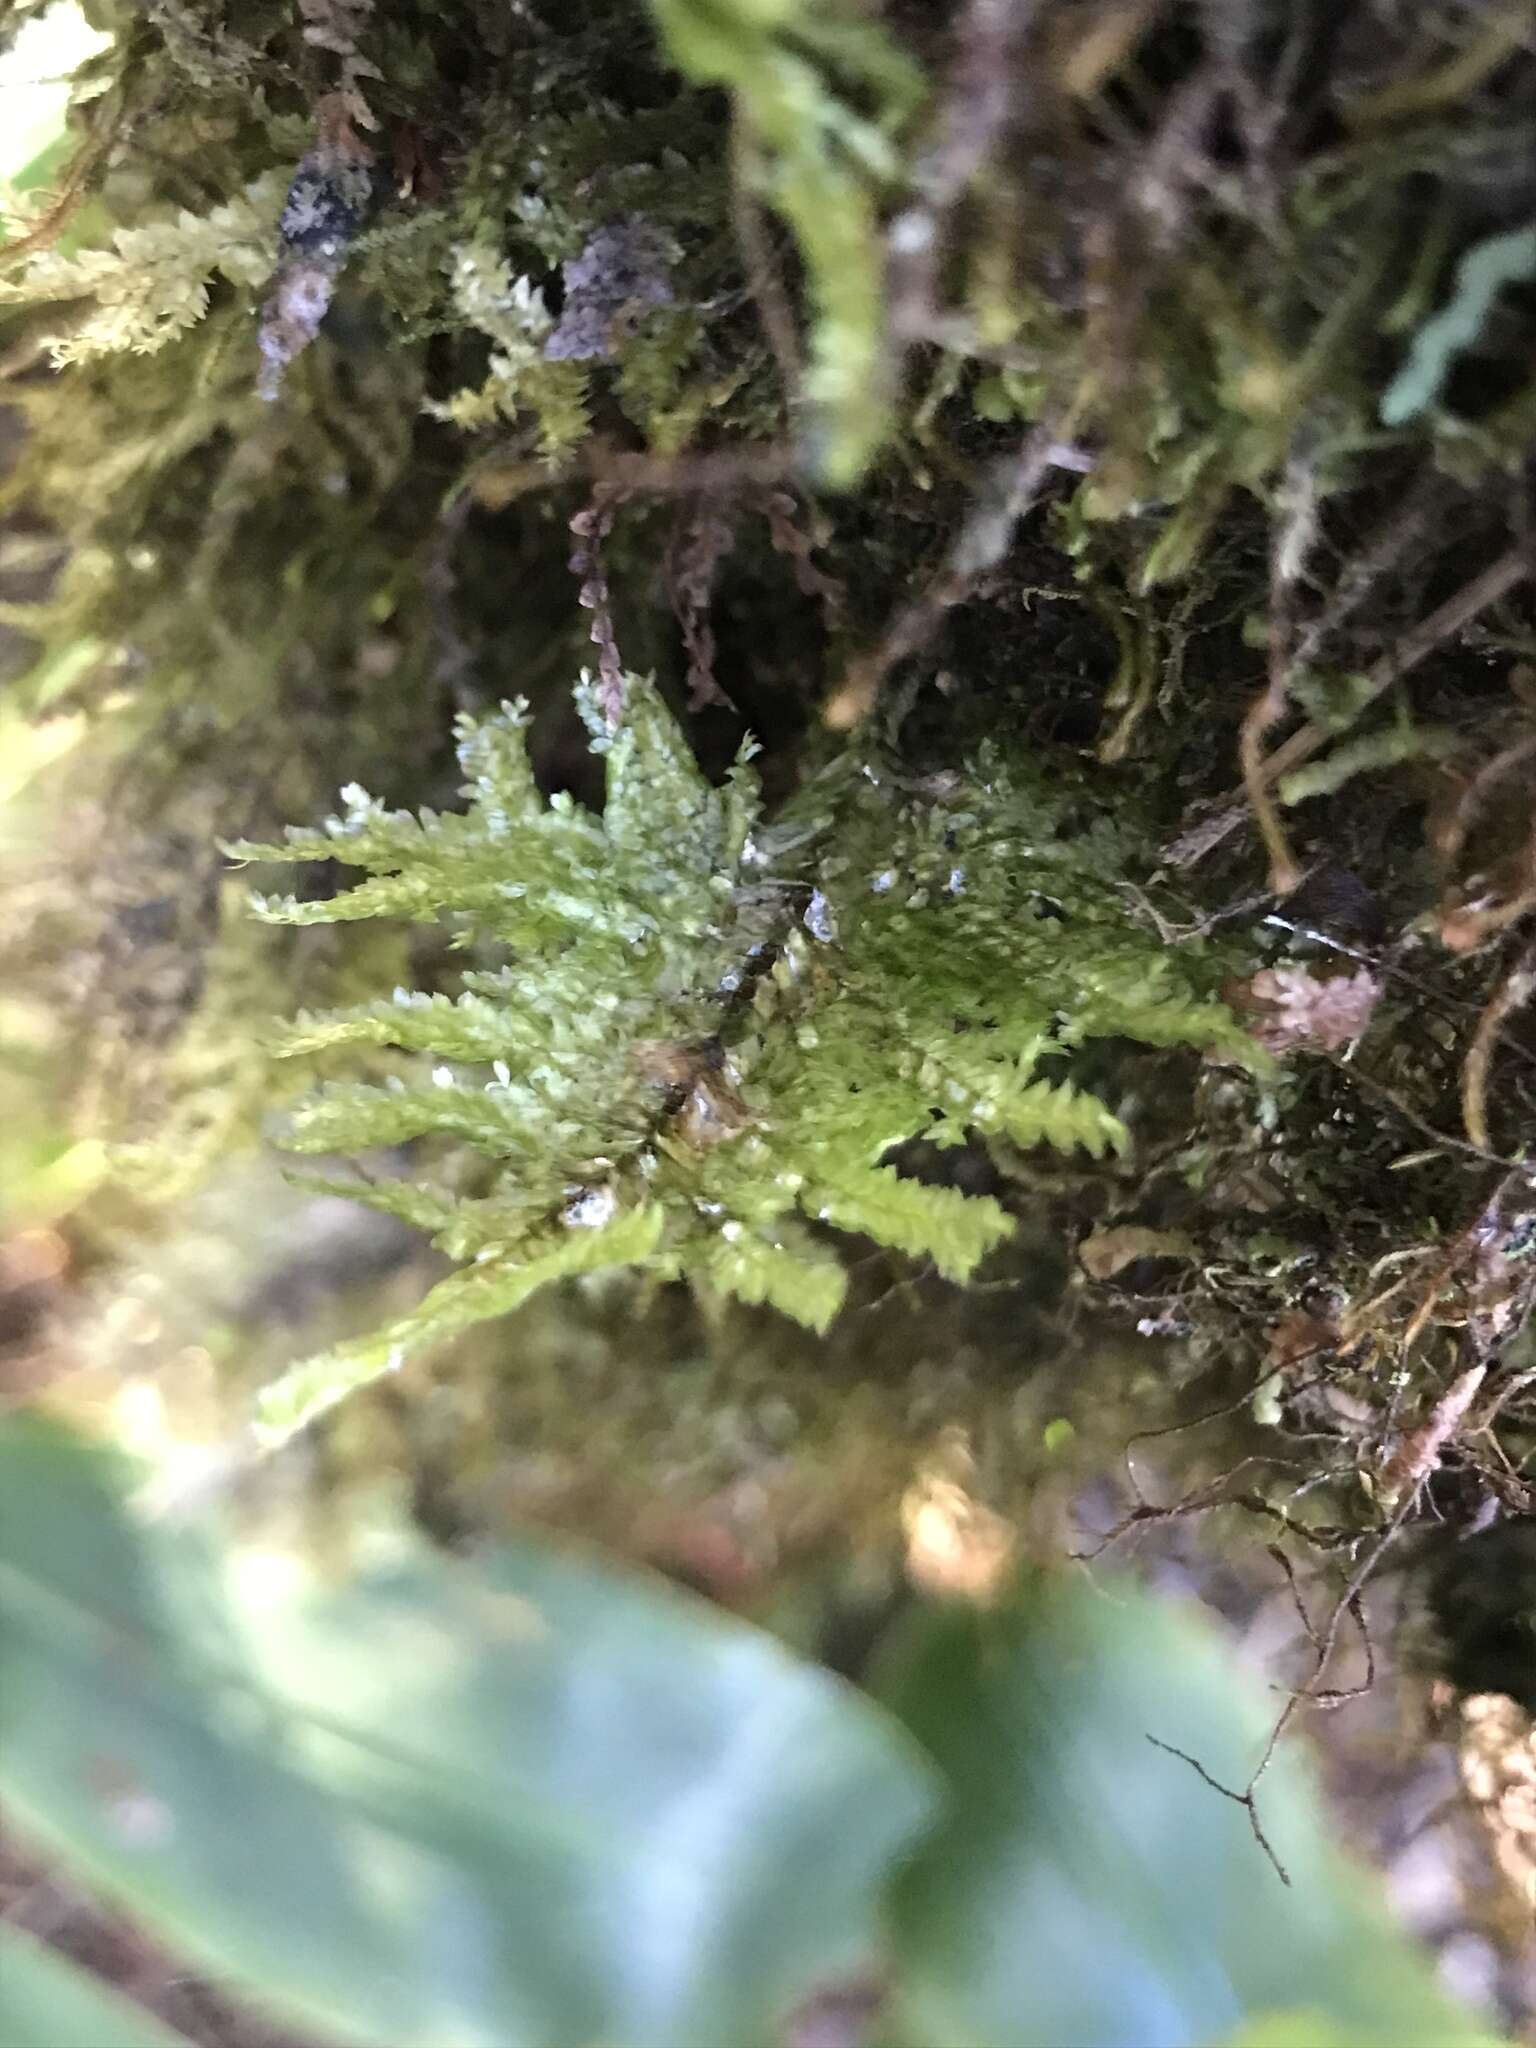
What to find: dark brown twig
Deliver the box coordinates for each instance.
[665,496,737,712]
[1434,731,1536,870]
[1168,547,1532,868]
[729,121,802,406]
[824,418,1074,728]
[1288,476,1449,675]
[755,487,845,635]
[1462,938,1536,1152]
[1266,1542,1322,1652]
[1239,1501,1415,1823]
[1145,1735,1291,1885]
[0,91,123,267]
[568,482,630,723]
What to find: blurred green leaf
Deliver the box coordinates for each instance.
[873,1576,1503,2048]
[647,0,923,486]
[1221,2015,1399,2048]
[0,1411,938,2048]
[1223,2014,1504,2048]
[0,1922,191,2048]
[0,1416,427,2044]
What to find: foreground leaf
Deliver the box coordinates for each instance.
[0,1411,938,2048]
[873,1575,1503,2048]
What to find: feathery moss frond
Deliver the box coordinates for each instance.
[0,174,285,361]
[235,676,1255,1439]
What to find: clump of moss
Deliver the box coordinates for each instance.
[2,0,1533,1565]
[229,670,1257,1439]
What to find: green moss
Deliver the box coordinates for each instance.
[233,674,1256,1437]
[2,0,1533,1545]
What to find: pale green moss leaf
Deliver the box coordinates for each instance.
[0,173,286,360]
[648,0,923,485]
[254,1203,668,1444]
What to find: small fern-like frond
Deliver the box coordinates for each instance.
[808,1167,1012,1281]
[239,674,1258,1439]
[253,1205,667,1443]
[0,174,286,361]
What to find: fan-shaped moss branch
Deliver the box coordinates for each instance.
[233,675,1258,1441]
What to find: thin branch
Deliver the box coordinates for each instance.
[1288,476,1449,674]
[1266,1541,1321,1652]
[824,417,1076,728]
[1440,812,1536,954]
[1168,547,1532,868]
[0,90,123,267]
[1432,730,1536,870]
[729,121,803,407]
[1462,937,1536,1151]
[1324,1054,1518,1169]
[1240,455,1318,891]
[1073,1472,1343,1563]
[1243,1500,1413,1804]
[1145,1735,1291,1885]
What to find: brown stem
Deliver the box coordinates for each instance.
[1462,938,1536,1152]
[1168,546,1532,868]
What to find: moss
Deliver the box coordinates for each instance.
[228,674,1258,1438]
[2,0,1534,1559]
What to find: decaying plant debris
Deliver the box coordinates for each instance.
[1,0,1535,1776]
